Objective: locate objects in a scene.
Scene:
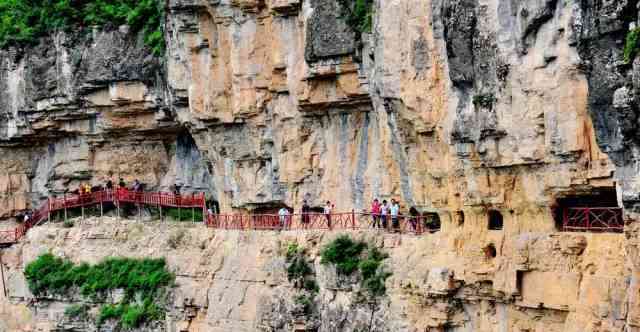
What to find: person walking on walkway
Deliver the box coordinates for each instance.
[409,206,419,232]
[132,179,139,192]
[106,179,113,191]
[324,201,332,229]
[371,198,381,228]
[390,199,400,232]
[380,200,389,229]
[301,200,310,228]
[279,207,290,230]
[119,178,126,189]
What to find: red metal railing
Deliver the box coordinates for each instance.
[3,191,624,246]
[0,190,207,245]
[205,212,438,234]
[562,207,624,232]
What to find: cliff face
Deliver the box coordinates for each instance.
[0,219,632,331]
[1,0,640,330]
[1,0,629,218]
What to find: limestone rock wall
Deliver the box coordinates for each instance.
[0,219,632,331]
[1,0,640,330]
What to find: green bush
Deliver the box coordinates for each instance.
[320,235,366,274]
[286,244,313,284]
[63,220,74,228]
[0,0,165,55]
[320,236,391,297]
[624,28,640,64]
[472,93,496,109]
[338,0,374,33]
[24,254,173,328]
[64,304,89,320]
[294,294,314,315]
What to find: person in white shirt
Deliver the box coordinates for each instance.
[390,199,400,231]
[324,201,332,229]
[380,200,389,229]
[278,207,290,229]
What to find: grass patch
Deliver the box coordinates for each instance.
[624,27,640,64]
[338,0,374,33]
[0,0,165,55]
[165,207,203,222]
[320,235,391,297]
[24,253,173,328]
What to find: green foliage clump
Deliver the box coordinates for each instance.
[320,235,391,297]
[24,253,173,328]
[358,248,392,297]
[284,242,319,316]
[320,235,366,274]
[624,28,640,64]
[64,304,89,320]
[97,300,162,328]
[286,243,313,285]
[338,0,374,33]
[294,294,314,315]
[0,0,165,55]
[63,220,74,228]
[472,93,496,109]
[166,207,203,222]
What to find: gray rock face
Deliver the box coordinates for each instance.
[441,0,477,86]
[304,0,357,62]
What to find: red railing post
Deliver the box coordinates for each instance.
[584,208,590,230]
[352,209,356,230]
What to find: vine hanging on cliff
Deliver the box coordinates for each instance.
[0,0,165,56]
[338,0,374,34]
[624,27,640,64]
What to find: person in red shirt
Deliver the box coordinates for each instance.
[371,198,381,228]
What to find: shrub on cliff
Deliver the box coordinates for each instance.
[320,235,391,297]
[24,253,173,328]
[338,0,374,33]
[0,0,165,55]
[624,27,640,64]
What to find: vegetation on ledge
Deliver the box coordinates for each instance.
[0,0,165,55]
[25,253,173,328]
[338,0,374,34]
[320,235,391,297]
[285,243,319,316]
[624,27,640,64]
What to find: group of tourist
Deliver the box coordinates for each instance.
[369,198,403,230]
[273,198,419,232]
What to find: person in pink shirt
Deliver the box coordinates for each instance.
[371,198,381,228]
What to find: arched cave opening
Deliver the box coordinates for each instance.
[488,210,503,230]
[484,243,497,259]
[252,203,292,215]
[423,212,441,232]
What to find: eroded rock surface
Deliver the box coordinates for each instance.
[0,219,632,331]
[1,0,640,330]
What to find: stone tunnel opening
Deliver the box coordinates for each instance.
[423,212,441,232]
[252,203,292,215]
[552,188,623,232]
[488,210,503,230]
